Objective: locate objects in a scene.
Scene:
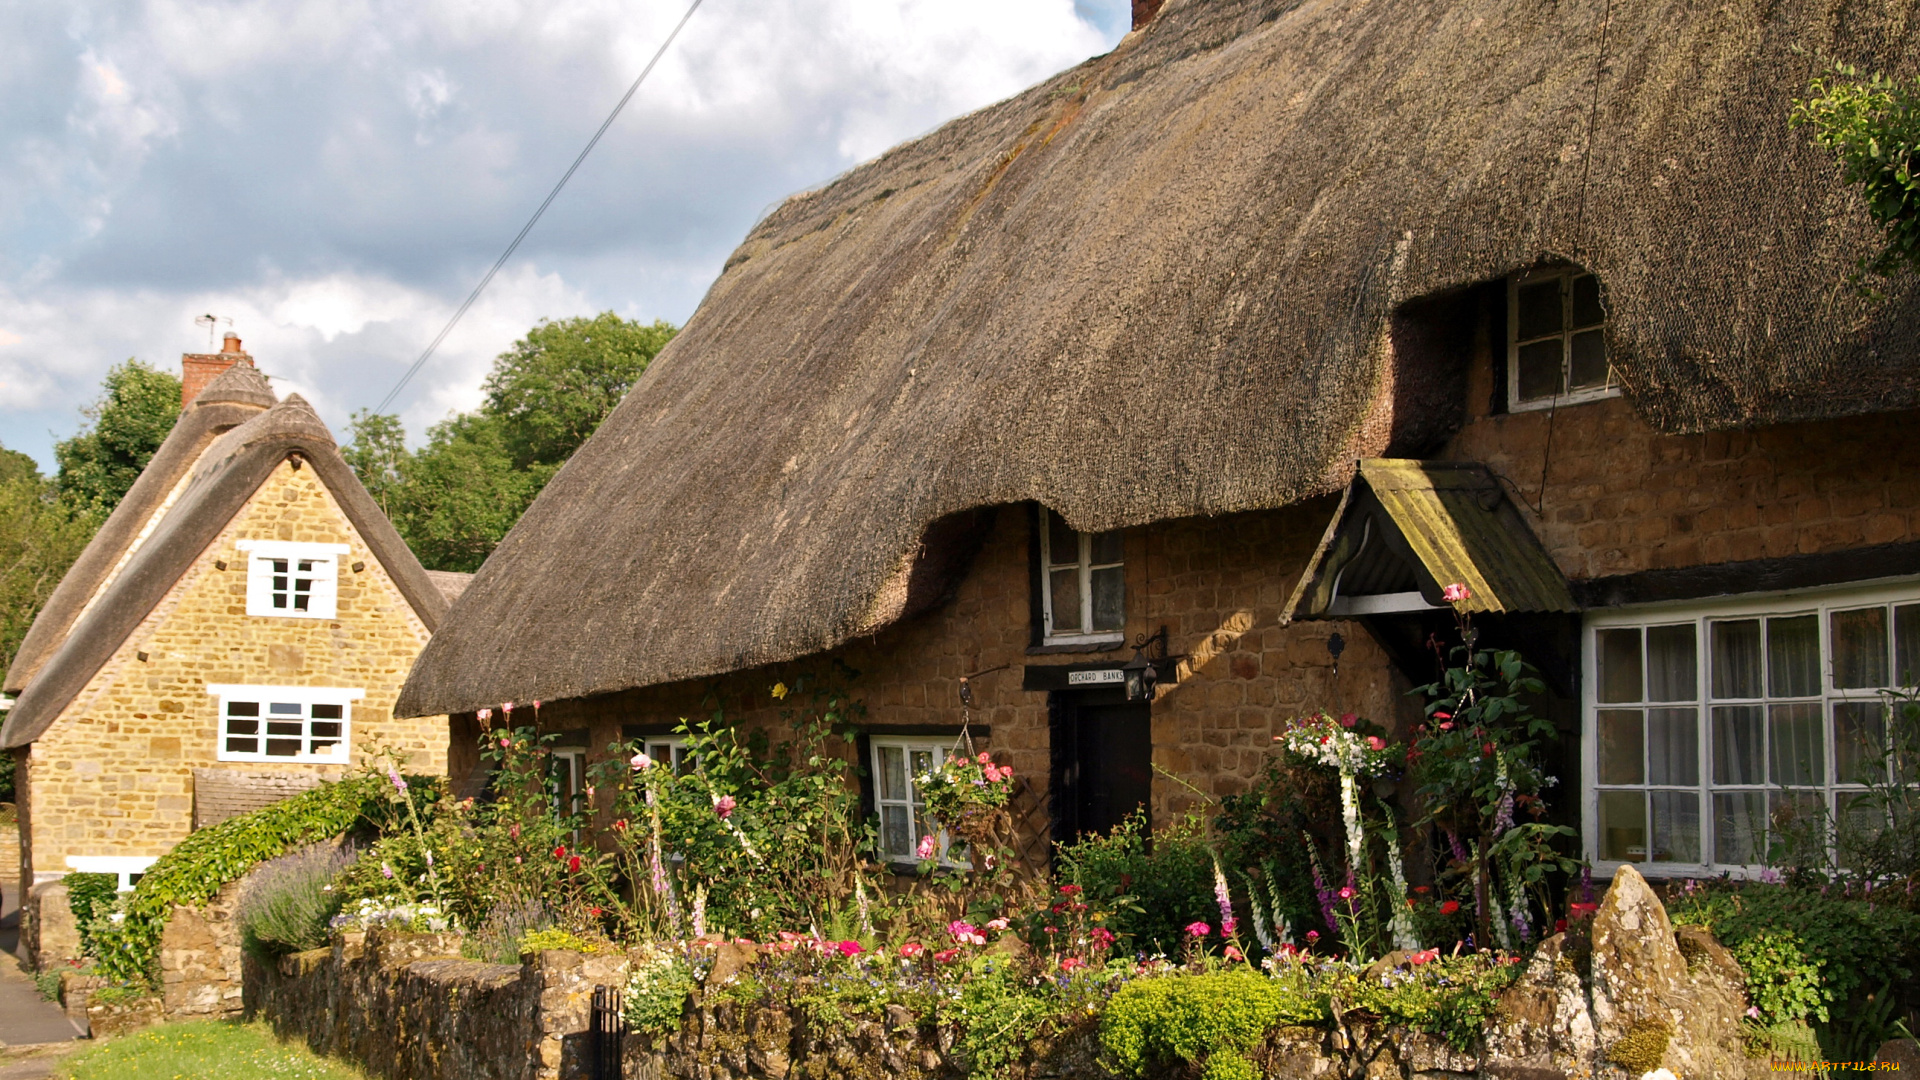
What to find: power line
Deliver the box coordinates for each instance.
[372,0,707,416]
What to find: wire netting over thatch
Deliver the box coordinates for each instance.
[397,0,1920,717]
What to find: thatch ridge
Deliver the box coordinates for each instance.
[398,0,1920,717]
[1,394,451,749]
[3,367,280,694]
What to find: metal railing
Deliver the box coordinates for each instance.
[589,985,625,1080]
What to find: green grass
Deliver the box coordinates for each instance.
[56,1021,365,1080]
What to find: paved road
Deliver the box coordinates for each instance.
[0,887,86,1074]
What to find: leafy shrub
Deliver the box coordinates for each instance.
[66,873,119,958]
[463,893,555,965]
[1669,883,1920,1011]
[1728,930,1827,1025]
[329,896,453,934]
[518,927,599,954]
[237,843,354,958]
[1100,970,1319,1080]
[1056,811,1216,956]
[1339,954,1525,1052]
[90,776,383,987]
[623,946,696,1034]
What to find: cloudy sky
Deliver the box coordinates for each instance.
[0,0,1129,471]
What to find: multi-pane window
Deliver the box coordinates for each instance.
[238,540,346,619]
[1041,509,1124,645]
[637,737,691,774]
[1587,585,1920,873]
[207,684,360,763]
[871,739,953,864]
[1508,267,1616,410]
[552,745,589,816]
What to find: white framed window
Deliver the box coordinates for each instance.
[1040,509,1125,645]
[1584,580,1920,876]
[1508,267,1617,411]
[238,540,347,619]
[207,684,361,763]
[871,738,962,865]
[637,737,691,774]
[551,745,589,816]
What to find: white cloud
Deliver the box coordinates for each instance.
[0,0,1130,468]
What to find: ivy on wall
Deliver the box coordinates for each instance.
[91,776,385,987]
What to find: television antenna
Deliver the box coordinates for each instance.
[194,314,233,350]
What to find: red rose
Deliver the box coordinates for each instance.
[1441,900,1460,915]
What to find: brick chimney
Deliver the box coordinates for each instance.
[1132,0,1164,29]
[181,332,255,406]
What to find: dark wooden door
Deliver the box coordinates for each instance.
[1050,689,1152,843]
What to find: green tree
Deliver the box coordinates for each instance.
[482,313,678,470]
[341,410,409,517]
[0,447,98,679]
[53,359,182,515]
[343,312,675,572]
[1794,65,1920,279]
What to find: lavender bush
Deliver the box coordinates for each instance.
[237,841,356,958]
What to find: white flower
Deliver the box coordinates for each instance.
[1640,1071,1678,1080]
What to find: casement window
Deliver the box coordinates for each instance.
[871,738,957,864]
[237,540,347,619]
[1585,581,1920,874]
[207,684,361,763]
[551,745,589,816]
[1508,267,1617,411]
[1040,509,1125,646]
[636,737,691,774]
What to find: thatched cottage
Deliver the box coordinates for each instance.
[2,339,465,950]
[399,0,1920,877]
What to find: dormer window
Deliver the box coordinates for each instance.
[1508,267,1617,411]
[238,540,347,619]
[1041,509,1124,646]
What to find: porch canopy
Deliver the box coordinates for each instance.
[1285,459,1576,623]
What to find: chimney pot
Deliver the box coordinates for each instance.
[221,332,243,354]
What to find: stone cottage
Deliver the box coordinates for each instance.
[2,338,465,962]
[398,0,1920,879]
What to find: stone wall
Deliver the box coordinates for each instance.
[247,930,624,1080]
[242,868,1776,1080]
[23,458,447,906]
[158,877,247,1019]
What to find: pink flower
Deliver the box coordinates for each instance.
[1306,930,1319,943]
[1746,1006,1762,1019]
[986,918,1009,932]
[933,948,960,964]
[1366,736,1386,751]
[631,752,654,771]
[1221,916,1238,936]
[983,765,1003,782]
[1337,887,1355,900]
[900,942,924,958]
[1339,712,1357,728]
[1089,928,1115,949]
[1058,956,1087,972]
[977,752,991,765]
[500,737,511,748]
[1185,921,1211,938]
[916,835,937,860]
[835,940,863,957]
[1224,945,1245,962]
[1058,884,1083,895]
[388,770,408,791]
[713,795,737,819]
[1442,582,1472,603]
[1438,722,1453,731]
[502,701,514,714]
[381,862,394,879]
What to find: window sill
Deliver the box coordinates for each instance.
[1508,387,1622,413]
[1027,638,1126,655]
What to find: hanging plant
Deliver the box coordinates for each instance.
[918,752,1016,850]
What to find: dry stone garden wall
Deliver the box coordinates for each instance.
[232,867,1776,1080]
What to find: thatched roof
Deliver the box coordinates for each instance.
[4,364,279,695]
[398,0,1920,717]
[2,393,451,748]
